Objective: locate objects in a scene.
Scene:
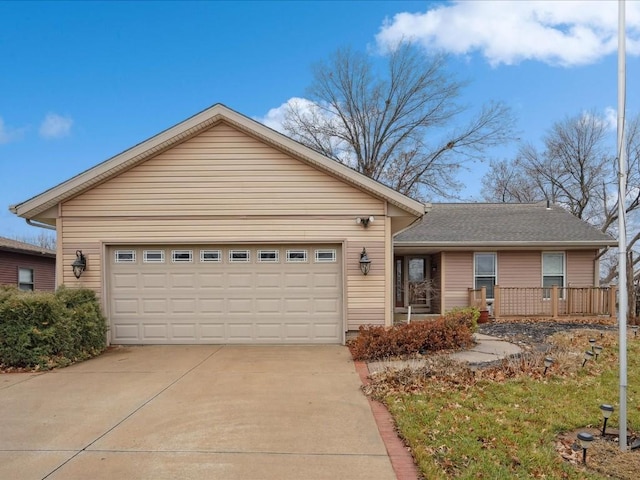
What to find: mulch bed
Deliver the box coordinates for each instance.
[478,316,619,350]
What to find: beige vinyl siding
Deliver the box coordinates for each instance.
[59,122,389,330]
[63,124,379,217]
[567,250,598,286]
[441,251,473,311]
[441,250,601,312]
[497,251,541,287]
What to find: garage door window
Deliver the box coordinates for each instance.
[258,250,279,263]
[144,250,165,263]
[286,249,308,262]
[115,250,136,263]
[229,250,250,262]
[172,250,193,263]
[200,250,221,262]
[315,249,336,262]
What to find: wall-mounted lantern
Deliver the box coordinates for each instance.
[71,250,86,279]
[356,216,375,228]
[359,247,371,275]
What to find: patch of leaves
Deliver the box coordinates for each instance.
[556,429,640,480]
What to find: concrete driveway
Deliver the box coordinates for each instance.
[0,345,395,480]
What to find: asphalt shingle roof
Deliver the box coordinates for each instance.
[0,236,56,257]
[395,203,617,246]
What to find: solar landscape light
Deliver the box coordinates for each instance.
[633,326,639,338]
[600,404,614,436]
[543,357,553,375]
[593,345,603,360]
[582,350,594,367]
[589,338,596,351]
[577,432,594,464]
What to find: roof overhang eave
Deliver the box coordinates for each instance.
[393,240,617,249]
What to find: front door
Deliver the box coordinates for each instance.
[408,257,429,309]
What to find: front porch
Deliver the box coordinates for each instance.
[394,253,441,316]
[468,285,617,318]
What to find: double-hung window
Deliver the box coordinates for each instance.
[474,253,497,299]
[18,268,34,291]
[542,252,565,299]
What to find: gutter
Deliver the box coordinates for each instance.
[26,219,56,231]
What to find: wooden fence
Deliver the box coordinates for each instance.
[468,285,616,318]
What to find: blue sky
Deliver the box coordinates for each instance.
[2,0,639,240]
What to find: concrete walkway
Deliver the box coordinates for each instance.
[367,333,522,374]
[0,345,395,480]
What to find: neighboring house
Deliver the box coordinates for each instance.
[0,236,56,291]
[9,104,425,345]
[8,104,616,345]
[394,203,617,318]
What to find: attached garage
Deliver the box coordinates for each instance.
[108,244,343,344]
[9,104,425,345]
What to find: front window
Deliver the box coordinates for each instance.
[543,252,565,299]
[474,253,496,299]
[18,268,34,291]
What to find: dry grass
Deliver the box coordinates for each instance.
[365,325,640,479]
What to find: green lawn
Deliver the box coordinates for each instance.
[374,329,640,479]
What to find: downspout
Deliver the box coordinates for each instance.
[26,219,56,231]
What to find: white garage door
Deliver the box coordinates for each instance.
[107,244,343,344]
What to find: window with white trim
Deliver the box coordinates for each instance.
[172,250,193,263]
[315,249,336,263]
[258,250,279,263]
[200,250,221,262]
[143,250,165,263]
[229,250,250,263]
[115,250,136,263]
[18,268,34,291]
[474,252,497,299]
[542,252,565,299]
[286,249,307,263]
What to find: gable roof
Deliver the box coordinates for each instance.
[9,103,425,221]
[0,236,55,257]
[394,203,617,248]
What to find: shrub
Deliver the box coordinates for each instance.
[348,309,477,361]
[0,287,107,369]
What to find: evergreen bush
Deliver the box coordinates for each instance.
[0,286,107,369]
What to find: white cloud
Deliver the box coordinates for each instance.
[376,1,640,67]
[0,117,25,144]
[39,113,73,139]
[254,97,317,133]
[256,98,355,166]
[604,107,618,131]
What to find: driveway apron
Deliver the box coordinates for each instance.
[0,345,396,480]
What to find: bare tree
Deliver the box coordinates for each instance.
[13,231,57,250]
[283,44,515,199]
[483,112,613,220]
[481,158,542,203]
